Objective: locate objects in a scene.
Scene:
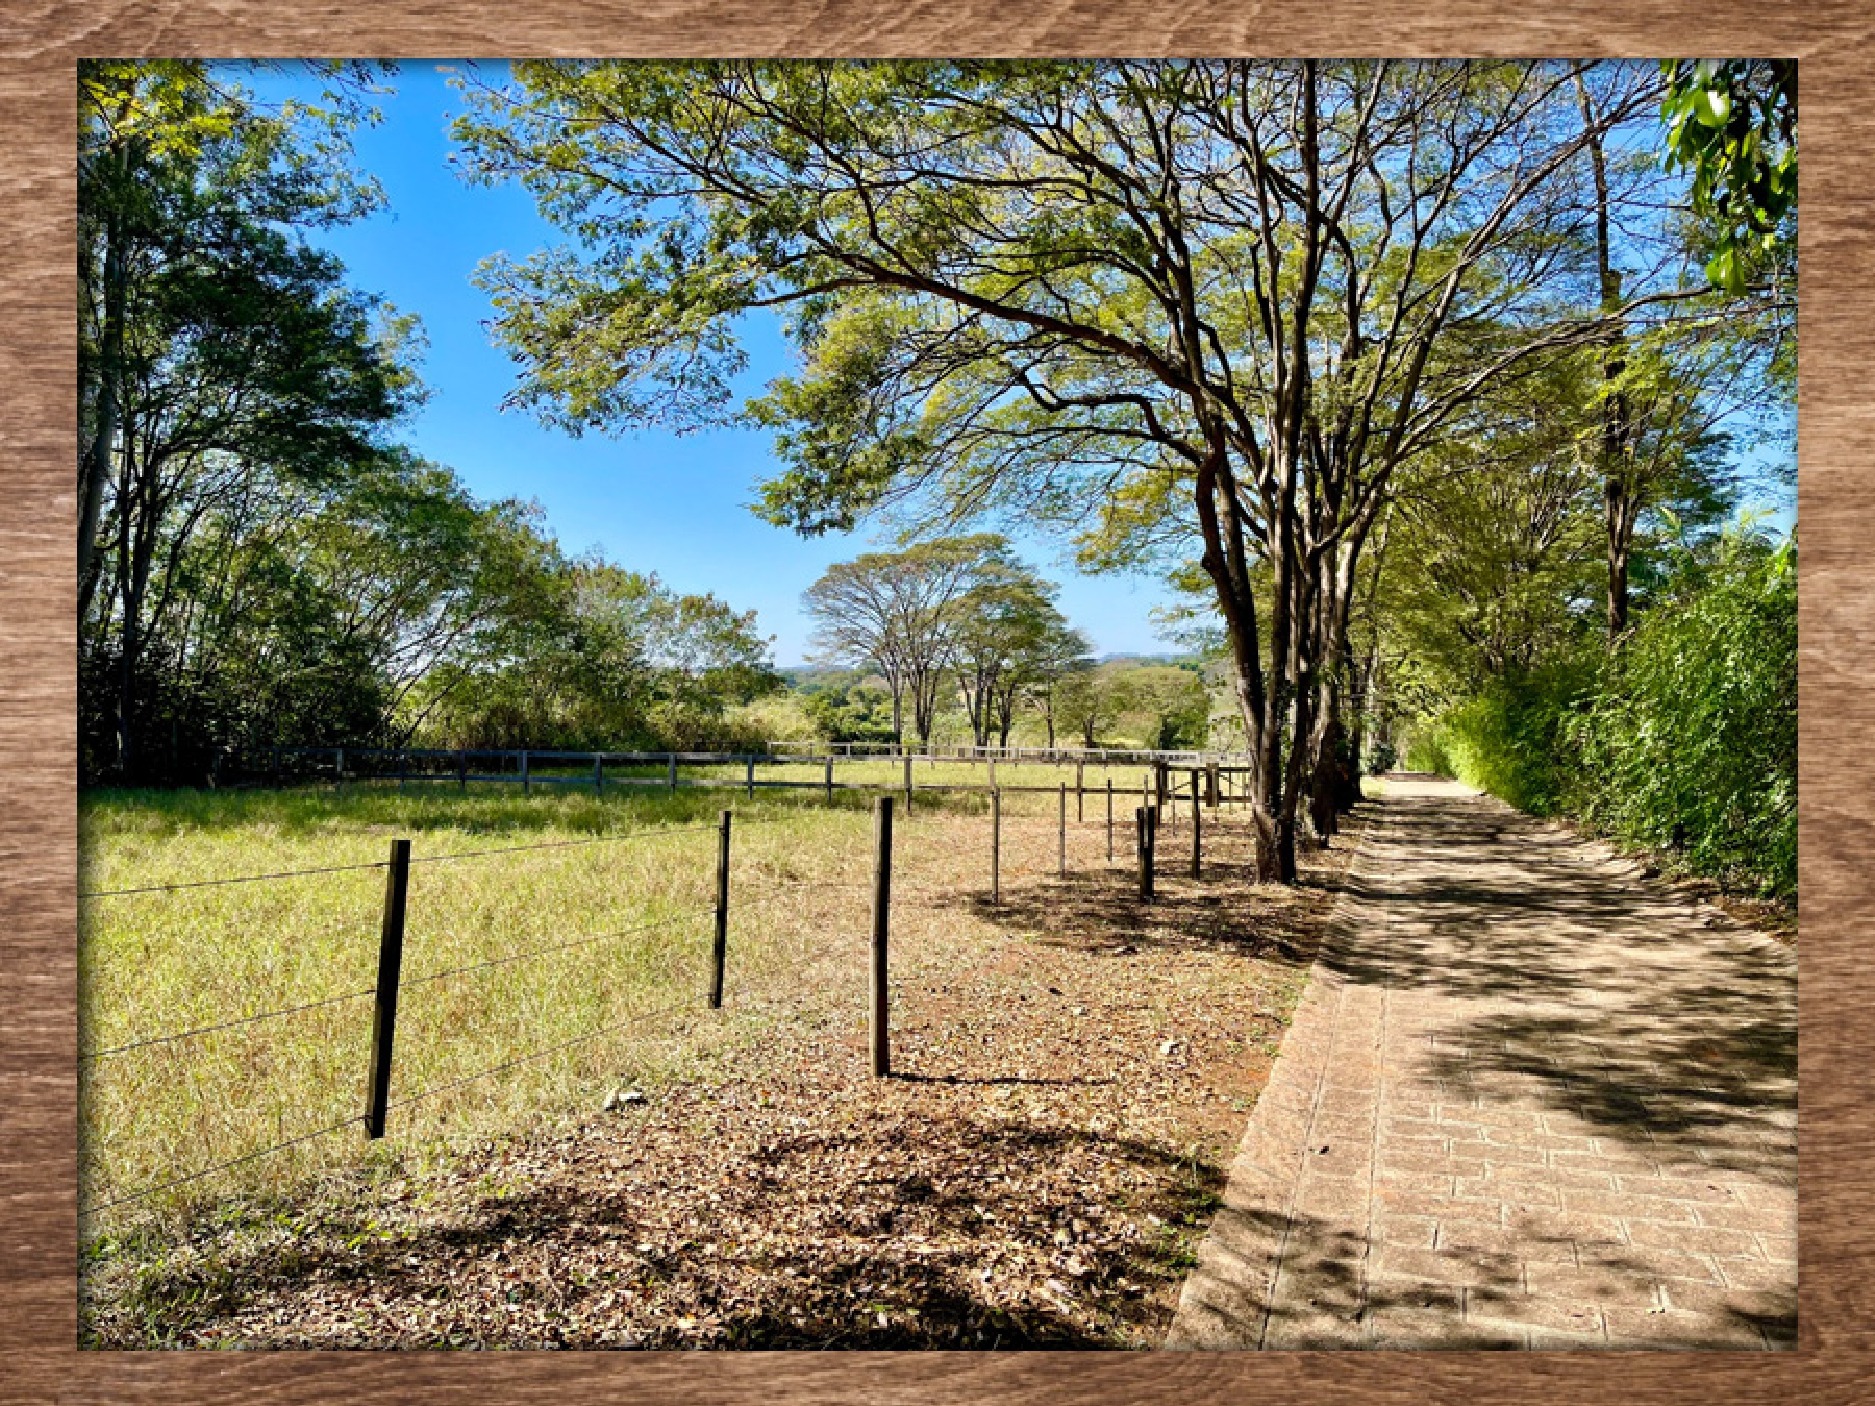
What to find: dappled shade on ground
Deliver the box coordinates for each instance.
[1169,778,1795,1351]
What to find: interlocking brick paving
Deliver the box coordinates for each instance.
[1166,776,1796,1351]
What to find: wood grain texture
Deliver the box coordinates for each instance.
[3,6,1868,1401]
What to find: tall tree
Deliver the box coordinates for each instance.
[947,544,1081,747]
[801,538,990,746]
[456,59,1692,881]
[78,60,413,779]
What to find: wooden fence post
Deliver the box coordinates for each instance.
[709,809,732,1009]
[1146,804,1158,900]
[870,796,894,1078]
[668,753,679,793]
[1106,778,1114,862]
[1058,783,1068,878]
[594,754,605,796]
[335,746,345,791]
[991,787,1002,905]
[746,755,756,801]
[824,755,834,804]
[521,750,531,796]
[1076,761,1085,821]
[458,748,468,792]
[1136,808,1152,902]
[1191,778,1202,879]
[364,837,411,1139]
[903,753,913,811]
[1206,762,1219,809]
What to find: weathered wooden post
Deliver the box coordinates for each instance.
[709,809,732,1008]
[1205,762,1219,809]
[335,746,345,792]
[1146,804,1158,899]
[1076,760,1085,821]
[1106,778,1114,862]
[824,755,834,804]
[746,755,756,800]
[521,749,531,796]
[869,796,894,1078]
[991,787,1002,905]
[988,755,997,791]
[594,753,605,796]
[668,753,679,793]
[458,748,468,792]
[903,752,914,811]
[1191,779,1202,879]
[364,837,411,1139]
[1058,783,1068,878]
[1136,808,1153,902]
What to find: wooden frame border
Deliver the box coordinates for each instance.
[2,7,1864,1401]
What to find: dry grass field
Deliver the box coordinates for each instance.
[79,776,1362,1348]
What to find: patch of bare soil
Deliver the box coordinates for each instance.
[82,803,1365,1349]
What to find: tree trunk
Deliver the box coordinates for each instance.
[1581,79,1636,648]
[1606,480,1634,643]
[79,197,126,624]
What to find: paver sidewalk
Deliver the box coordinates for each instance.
[1166,776,1796,1351]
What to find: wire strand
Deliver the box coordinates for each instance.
[409,825,717,865]
[387,1002,692,1112]
[84,1114,365,1215]
[398,910,708,990]
[81,861,389,899]
[81,987,378,1063]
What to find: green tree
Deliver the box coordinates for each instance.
[947,544,1084,747]
[416,561,779,750]
[455,59,1687,880]
[79,60,419,780]
[801,538,992,746]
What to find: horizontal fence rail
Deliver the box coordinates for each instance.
[254,745,1261,808]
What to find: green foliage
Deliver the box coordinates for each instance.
[1571,533,1796,896]
[1660,60,1797,293]
[799,683,899,744]
[1406,530,1795,898]
[415,562,781,752]
[1424,657,1598,816]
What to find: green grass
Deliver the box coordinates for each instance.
[82,784,882,1235]
[80,777,1117,1243]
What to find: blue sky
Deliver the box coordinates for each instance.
[241,61,1181,666]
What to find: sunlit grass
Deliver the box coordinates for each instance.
[79,778,1136,1242]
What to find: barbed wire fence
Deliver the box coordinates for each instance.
[80,759,1258,1224]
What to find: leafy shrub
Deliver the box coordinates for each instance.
[1402,530,1795,898]
[1570,534,1795,897]
[1437,656,1596,815]
[1401,730,1452,776]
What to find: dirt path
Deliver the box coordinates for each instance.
[1167,775,1796,1351]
